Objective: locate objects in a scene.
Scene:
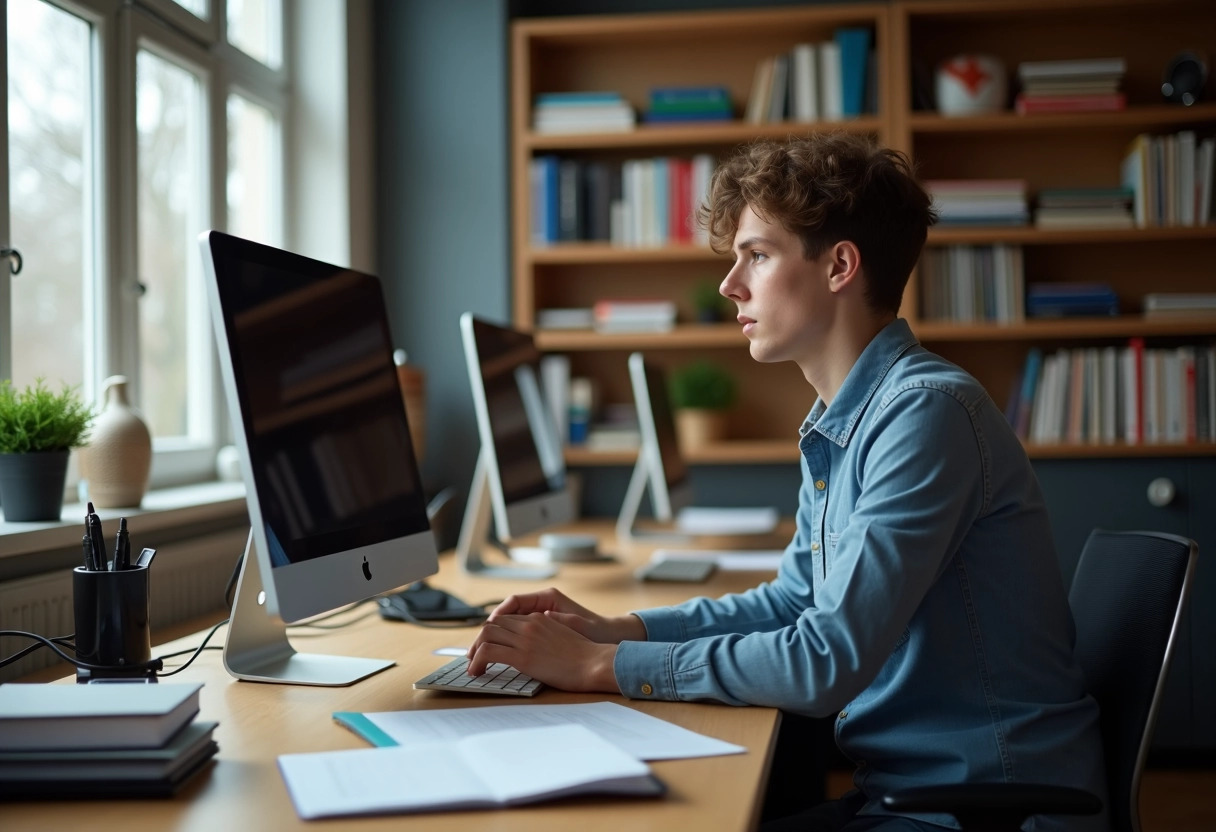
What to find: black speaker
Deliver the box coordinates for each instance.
[1162,52,1208,106]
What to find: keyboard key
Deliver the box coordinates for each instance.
[413,657,544,697]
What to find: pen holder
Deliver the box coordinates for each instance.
[72,565,152,680]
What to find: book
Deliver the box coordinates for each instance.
[277,724,663,819]
[0,682,202,751]
[790,43,819,122]
[1014,92,1126,114]
[0,720,218,783]
[1017,57,1126,80]
[818,40,843,121]
[834,27,871,117]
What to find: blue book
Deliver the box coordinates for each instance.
[531,155,561,244]
[835,27,871,117]
[534,91,623,106]
[643,111,733,123]
[648,86,730,105]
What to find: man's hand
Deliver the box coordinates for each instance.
[477,587,646,645]
[466,611,620,693]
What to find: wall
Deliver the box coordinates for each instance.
[373,0,830,519]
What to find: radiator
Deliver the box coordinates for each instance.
[0,527,249,682]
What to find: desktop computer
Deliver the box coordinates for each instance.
[456,313,606,578]
[200,230,439,686]
[618,352,779,546]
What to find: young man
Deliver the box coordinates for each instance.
[467,133,1108,831]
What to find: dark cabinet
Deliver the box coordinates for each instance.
[1035,458,1212,755]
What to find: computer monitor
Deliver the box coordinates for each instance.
[456,313,585,578]
[617,352,694,543]
[200,230,438,686]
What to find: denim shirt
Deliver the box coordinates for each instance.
[614,319,1109,830]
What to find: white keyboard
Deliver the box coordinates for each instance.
[413,657,544,697]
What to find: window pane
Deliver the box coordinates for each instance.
[7,0,91,393]
[227,93,279,245]
[173,0,207,19]
[136,50,208,442]
[227,0,281,69]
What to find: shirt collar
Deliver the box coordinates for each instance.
[798,318,920,446]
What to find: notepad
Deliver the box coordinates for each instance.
[278,724,663,819]
[651,548,784,572]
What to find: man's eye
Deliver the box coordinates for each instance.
[751,251,767,263]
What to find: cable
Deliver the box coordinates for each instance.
[156,618,229,677]
[0,634,76,670]
[0,630,163,674]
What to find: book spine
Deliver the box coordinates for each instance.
[835,27,871,118]
[1014,92,1126,114]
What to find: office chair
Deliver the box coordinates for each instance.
[882,529,1198,832]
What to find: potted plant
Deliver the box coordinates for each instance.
[668,360,737,450]
[690,280,729,324]
[0,379,94,521]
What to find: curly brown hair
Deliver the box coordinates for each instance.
[698,133,937,314]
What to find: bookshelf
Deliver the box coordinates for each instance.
[510,0,1216,466]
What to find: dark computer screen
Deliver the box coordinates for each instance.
[210,239,428,566]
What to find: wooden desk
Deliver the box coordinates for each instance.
[3,520,787,831]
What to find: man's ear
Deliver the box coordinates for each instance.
[826,240,862,294]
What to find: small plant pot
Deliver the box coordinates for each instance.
[0,450,70,522]
[675,408,728,451]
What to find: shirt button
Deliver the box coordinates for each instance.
[640,683,653,695]
[815,480,826,490]
[838,711,847,720]
[811,542,820,551]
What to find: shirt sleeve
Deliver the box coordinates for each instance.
[614,386,987,714]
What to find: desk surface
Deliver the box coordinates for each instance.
[3,520,788,832]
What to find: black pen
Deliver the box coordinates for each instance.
[82,533,94,570]
[83,507,101,572]
[113,517,130,570]
[86,505,108,572]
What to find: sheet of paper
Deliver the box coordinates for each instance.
[676,506,779,535]
[278,724,655,819]
[359,700,744,761]
[653,548,784,572]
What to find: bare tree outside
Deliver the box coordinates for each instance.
[7,0,90,394]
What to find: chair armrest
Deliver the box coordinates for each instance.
[882,784,1102,828]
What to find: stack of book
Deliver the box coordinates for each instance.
[1144,293,1216,317]
[1034,187,1134,229]
[531,91,635,134]
[926,180,1029,226]
[1025,282,1119,318]
[918,244,1025,323]
[593,299,677,333]
[644,86,732,124]
[0,682,216,799]
[745,27,874,124]
[536,307,594,330]
[1008,340,1216,446]
[1121,130,1215,227]
[1015,57,1126,114]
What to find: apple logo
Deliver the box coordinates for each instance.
[362,556,372,581]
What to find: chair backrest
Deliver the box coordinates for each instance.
[1068,529,1198,832]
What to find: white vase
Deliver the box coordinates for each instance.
[82,375,152,508]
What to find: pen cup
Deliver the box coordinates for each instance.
[72,565,152,677]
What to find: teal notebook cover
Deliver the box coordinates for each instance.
[333,712,398,747]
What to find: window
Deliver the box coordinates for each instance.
[0,0,286,487]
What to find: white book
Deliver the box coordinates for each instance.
[691,154,716,244]
[1144,349,1160,443]
[540,354,571,448]
[1163,349,1184,442]
[745,57,775,124]
[1101,346,1118,444]
[818,40,843,121]
[0,683,202,751]
[278,724,661,820]
[790,43,819,122]
[1030,353,1056,443]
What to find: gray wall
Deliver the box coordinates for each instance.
[373,0,855,521]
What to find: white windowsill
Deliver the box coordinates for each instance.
[0,481,248,559]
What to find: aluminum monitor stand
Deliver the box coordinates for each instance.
[223,529,394,686]
[615,445,691,546]
[455,449,557,579]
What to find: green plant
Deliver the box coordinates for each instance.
[0,378,94,453]
[668,361,737,411]
[690,280,729,322]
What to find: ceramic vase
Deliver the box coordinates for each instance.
[675,408,728,452]
[82,376,152,508]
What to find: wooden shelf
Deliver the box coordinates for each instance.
[566,439,798,467]
[927,225,1216,246]
[536,324,743,351]
[524,118,884,151]
[908,103,1216,135]
[528,242,724,265]
[914,315,1216,342]
[1025,442,1216,459]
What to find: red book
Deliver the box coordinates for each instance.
[1129,336,1145,444]
[1014,92,1127,114]
[668,158,693,243]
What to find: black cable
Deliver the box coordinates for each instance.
[155,618,229,676]
[0,630,163,673]
[0,634,76,670]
